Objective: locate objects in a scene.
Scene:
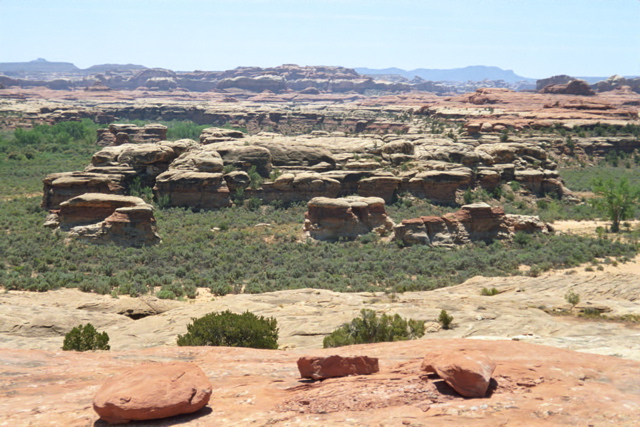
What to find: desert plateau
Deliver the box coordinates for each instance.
[1,1,640,425]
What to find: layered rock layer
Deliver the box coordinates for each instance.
[393,202,550,246]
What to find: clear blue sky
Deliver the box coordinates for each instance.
[0,0,637,78]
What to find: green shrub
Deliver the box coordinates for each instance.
[62,323,110,351]
[480,287,500,296]
[565,290,580,308]
[323,309,425,348]
[438,309,454,330]
[176,310,279,349]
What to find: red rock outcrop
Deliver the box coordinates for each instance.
[93,362,212,424]
[297,355,379,380]
[422,351,496,398]
[303,196,395,241]
[47,193,161,246]
[394,202,550,246]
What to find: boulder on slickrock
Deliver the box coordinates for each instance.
[422,351,496,398]
[297,355,379,380]
[93,362,212,424]
[303,196,395,241]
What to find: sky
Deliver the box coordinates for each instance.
[0,0,638,79]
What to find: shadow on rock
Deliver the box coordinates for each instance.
[93,406,213,426]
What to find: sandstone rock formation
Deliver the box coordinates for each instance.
[540,79,595,96]
[535,74,575,91]
[93,362,212,424]
[303,196,395,241]
[96,123,167,145]
[394,202,550,246]
[46,193,160,246]
[422,351,496,398]
[44,125,575,214]
[297,355,379,380]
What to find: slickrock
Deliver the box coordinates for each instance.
[297,355,379,380]
[93,362,212,424]
[1,339,640,426]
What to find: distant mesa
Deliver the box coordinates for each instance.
[0,59,637,94]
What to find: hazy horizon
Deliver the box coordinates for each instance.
[1,0,638,79]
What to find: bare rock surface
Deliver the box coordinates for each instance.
[297,355,379,380]
[1,256,640,359]
[1,340,640,425]
[93,361,212,423]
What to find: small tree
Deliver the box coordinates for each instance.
[565,290,580,309]
[62,324,110,351]
[590,177,640,233]
[438,310,454,330]
[176,310,278,349]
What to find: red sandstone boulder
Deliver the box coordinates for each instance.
[297,355,379,380]
[93,362,212,424]
[422,352,495,398]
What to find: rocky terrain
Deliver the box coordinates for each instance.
[1,251,640,425]
[41,123,575,217]
[2,63,640,425]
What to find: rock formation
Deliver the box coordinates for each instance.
[422,351,496,398]
[540,79,595,96]
[93,362,212,424]
[303,196,395,241]
[297,356,379,380]
[43,126,573,214]
[45,193,161,246]
[393,202,550,247]
[97,123,167,145]
[536,74,575,91]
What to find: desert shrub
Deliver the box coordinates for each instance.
[480,287,500,296]
[438,309,454,329]
[323,309,425,348]
[176,310,279,349]
[62,323,110,351]
[565,290,580,307]
[248,165,264,189]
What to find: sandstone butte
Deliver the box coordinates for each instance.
[1,339,640,426]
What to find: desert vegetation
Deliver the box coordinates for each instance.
[1,120,640,299]
[323,309,425,348]
[62,323,110,351]
[176,311,279,349]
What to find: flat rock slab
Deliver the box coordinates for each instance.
[2,340,640,426]
[297,355,379,380]
[93,361,212,424]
